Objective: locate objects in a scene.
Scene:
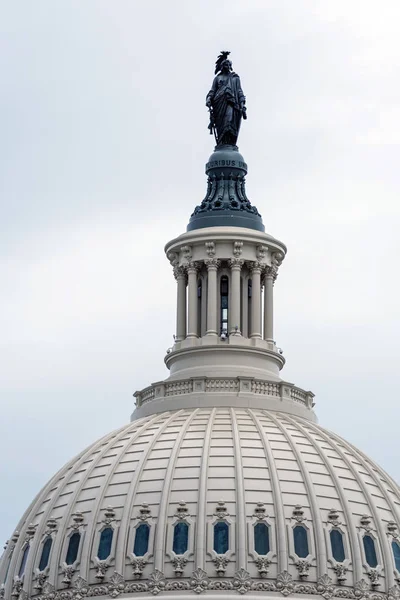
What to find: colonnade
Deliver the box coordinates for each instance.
[173,261,276,343]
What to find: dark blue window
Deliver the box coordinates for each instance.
[254,523,270,555]
[66,532,81,565]
[173,522,189,555]
[18,545,30,578]
[363,535,378,568]
[293,526,309,558]
[97,527,113,560]
[133,524,150,557]
[214,521,229,554]
[392,541,400,571]
[330,529,345,562]
[38,537,52,571]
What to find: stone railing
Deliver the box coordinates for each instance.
[134,378,314,410]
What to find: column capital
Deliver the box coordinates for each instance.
[173,265,187,281]
[265,265,278,281]
[186,261,201,274]
[205,258,221,270]
[246,260,263,274]
[228,258,244,269]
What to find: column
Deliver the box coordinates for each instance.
[205,259,219,336]
[250,262,262,338]
[229,258,243,334]
[187,262,199,338]
[174,267,187,341]
[264,267,275,341]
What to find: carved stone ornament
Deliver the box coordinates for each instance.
[276,570,295,596]
[62,565,76,586]
[34,571,48,592]
[228,257,244,269]
[24,523,37,543]
[190,568,209,594]
[130,557,147,579]
[292,505,306,523]
[0,584,5,600]
[255,556,271,578]
[204,258,220,269]
[137,503,152,522]
[181,246,192,261]
[360,515,372,531]
[172,556,188,576]
[94,558,109,580]
[367,568,381,588]
[389,585,400,600]
[44,518,57,536]
[167,252,179,267]
[388,521,399,538]
[316,574,335,600]
[333,562,348,583]
[327,509,342,527]
[213,555,229,576]
[271,251,284,267]
[264,265,278,281]
[71,512,84,530]
[214,500,229,519]
[254,502,267,520]
[174,501,189,520]
[147,570,166,595]
[354,578,370,599]
[173,265,187,281]
[256,245,268,260]
[72,576,89,600]
[233,568,252,595]
[107,572,125,598]
[205,241,216,257]
[233,241,243,257]
[11,578,23,599]
[103,506,116,525]
[296,559,311,579]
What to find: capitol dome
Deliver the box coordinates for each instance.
[1,54,400,600]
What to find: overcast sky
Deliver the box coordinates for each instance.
[1,0,399,545]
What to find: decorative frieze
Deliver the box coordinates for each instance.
[12,569,398,599]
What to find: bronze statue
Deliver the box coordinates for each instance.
[206,51,247,147]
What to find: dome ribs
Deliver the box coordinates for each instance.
[267,412,328,579]
[78,414,169,583]
[247,408,288,573]
[316,425,398,590]
[113,411,187,576]
[230,408,247,570]
[284,414,363,582]
[2,424,129,599]
[195,408,216,570]
[153,409,200,573]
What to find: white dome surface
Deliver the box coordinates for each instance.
[2,407,400,599]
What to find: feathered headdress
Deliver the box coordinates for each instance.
[215,50,231,75]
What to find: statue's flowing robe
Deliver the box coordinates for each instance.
[207,72,245,146]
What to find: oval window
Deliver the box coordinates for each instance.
[66,532,81,565]
[18,545,30,578]
[363,534,378,568]
[254,522,270,555]
[38,537,53,571]
[213,521,229,554]
[133,523,150,557]
[293,525,309,558]
[173,522,189,555]
[330,529,345,563]
[97,527,113,560]
[392,541,400,571]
